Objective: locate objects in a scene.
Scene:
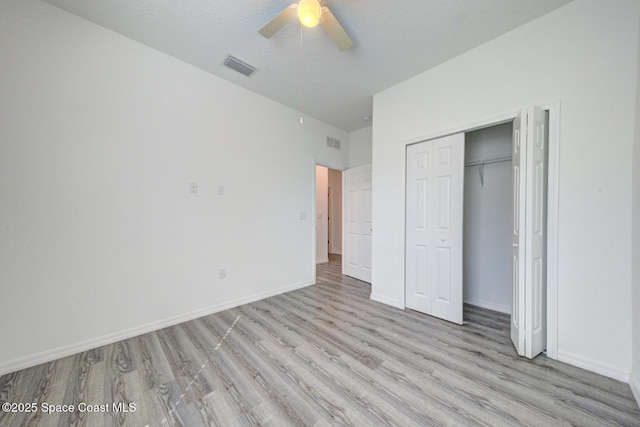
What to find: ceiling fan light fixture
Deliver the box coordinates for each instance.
[259,0,352,51]
[298,0,321,28]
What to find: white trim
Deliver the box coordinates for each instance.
[542,100,560,360]
[398,142,408,308]
[312,162,319,281]
[398,103,560,360]
[0,280,314,376]
[630,369,640,408]
[370,293,404,309]
[557,350,630,383]
[464,298,511,315]
[316,258,329,264]
[342,170,347,275]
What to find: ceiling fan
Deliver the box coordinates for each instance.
[258,0,353,52]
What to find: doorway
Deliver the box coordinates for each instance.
[463,123,514,315]
[315,165,342,264]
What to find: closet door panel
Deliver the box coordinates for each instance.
[511,112,526,354]
[406,143,432,314]
[524,106,547,358]
[510,106,547,359]
[406,134,464,324]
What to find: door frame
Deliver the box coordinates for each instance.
[312,161,345,281]
[328,186,332,254]
[398,101,560,359]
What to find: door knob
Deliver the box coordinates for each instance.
[440,237,446,242]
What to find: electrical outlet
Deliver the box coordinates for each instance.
[189,182,198,194]
[218,268,226,279]
[218,185,225,195]
[299,211,306,220]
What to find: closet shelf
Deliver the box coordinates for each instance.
[464,154,512,167]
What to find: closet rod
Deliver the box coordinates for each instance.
[464,155,512,168]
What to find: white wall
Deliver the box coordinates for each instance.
[0,0,349,374]
[315,166,329,263]
[349,126,373,167]
[631,8,640,405]
[372,0,640,380]
[463,124,512,314]
[328,168,342,254]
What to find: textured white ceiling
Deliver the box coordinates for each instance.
[42,0,573,132]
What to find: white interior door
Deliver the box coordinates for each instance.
[405,134,464,324]
[344,164,372,283]
[511,113,526,353]
[511,106,547,358]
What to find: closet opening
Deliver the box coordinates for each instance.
[463,123,514,317]
[462,116,549,352]
[404,105,556,358]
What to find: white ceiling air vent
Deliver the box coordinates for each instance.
[326,137,341,150]
[223,55,258,77]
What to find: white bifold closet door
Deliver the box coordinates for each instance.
[511,106,547,359]
[405,134,465,325]
[405,107,547,354]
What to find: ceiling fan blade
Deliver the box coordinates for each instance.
[259,5,297,39]
[320,7,352,51]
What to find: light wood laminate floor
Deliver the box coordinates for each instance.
[1,254,639,426]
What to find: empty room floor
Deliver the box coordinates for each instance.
[1,256,639,426]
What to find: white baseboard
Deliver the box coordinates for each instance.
[0,280,314,376]
[630,369,640,408]
[557,349,630,383]
[464,298,511,315]
[316,258,329,264]
[370,293,404,309]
